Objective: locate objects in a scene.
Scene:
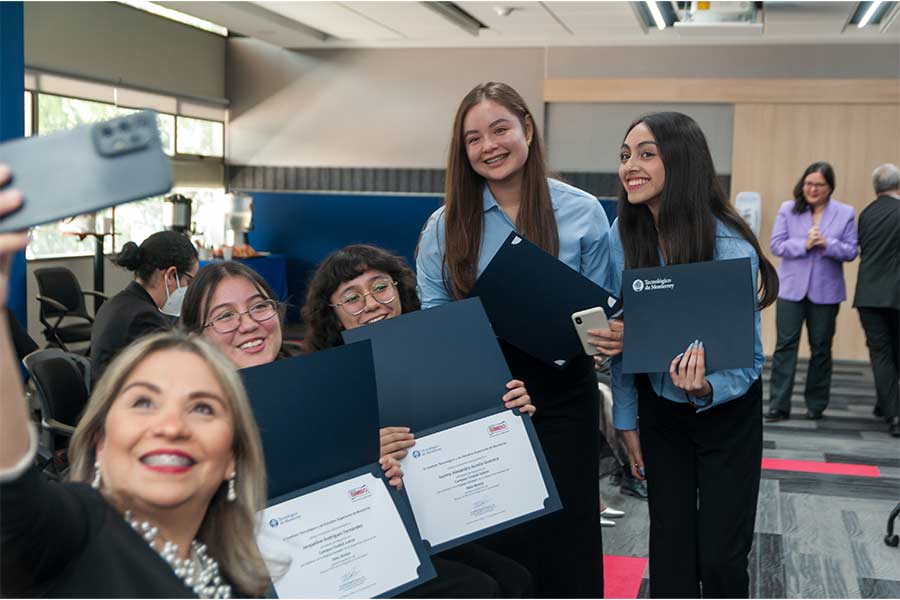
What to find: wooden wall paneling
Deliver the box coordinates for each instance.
[731,103,900,361]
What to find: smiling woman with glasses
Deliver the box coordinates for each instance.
[179,260,407,510]
[204,299,279,334]
[330,278,398,316]
[301,244,536,599]
[180,262,289,369]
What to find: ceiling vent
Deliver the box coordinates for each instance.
[673,1,764,35]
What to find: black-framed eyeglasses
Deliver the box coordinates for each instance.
[330,279,397,316]
[204,299,279,334]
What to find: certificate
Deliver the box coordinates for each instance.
[257,470,432,599]
[400,408,560,552]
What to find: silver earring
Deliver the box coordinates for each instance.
[227,472,237,502]
[91,460,102,490]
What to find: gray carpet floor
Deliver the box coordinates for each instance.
[600,359,900,599]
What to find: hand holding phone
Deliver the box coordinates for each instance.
[0,110,172,233]
[571,307,610,357]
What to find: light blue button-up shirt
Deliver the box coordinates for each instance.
[608,218,764,430]
[416,178,611,307]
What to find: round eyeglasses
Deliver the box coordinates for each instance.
[203,299,279,334]
[330,279,397,316]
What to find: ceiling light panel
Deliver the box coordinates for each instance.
[158,1,329,46]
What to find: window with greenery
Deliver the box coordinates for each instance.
[25,90,224,259]
[177,116,224,157]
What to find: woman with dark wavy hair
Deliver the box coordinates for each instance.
[302,244,536,599]
[302,244,420,352]
[610,112,779,598]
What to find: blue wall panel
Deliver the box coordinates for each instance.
[0,2,25,327]
[247,192,443,322]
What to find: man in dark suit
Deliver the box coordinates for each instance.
[853,163,900,437]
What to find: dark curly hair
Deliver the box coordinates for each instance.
[302,245,420,352]
[180,261,281,335]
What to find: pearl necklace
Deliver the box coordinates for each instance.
[125,511,232,599]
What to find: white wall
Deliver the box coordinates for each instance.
[227,41,544,168]
[547,103,735,174]
[226,41,899,171]
[25,1,226,101]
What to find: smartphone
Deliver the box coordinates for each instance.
[572,306,610,356]
[0,110,172,233]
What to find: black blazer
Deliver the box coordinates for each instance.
[89,281,174,383]
[1,467,197,598]
[854,194,900,310]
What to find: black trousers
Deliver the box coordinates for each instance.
[768,298,840,415]
[638,376,762,599]
[399,555,500,599]
[484,345,604,598]
[399,542,533,599]
[858,307,900,418]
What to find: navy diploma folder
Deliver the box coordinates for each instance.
[468,231,622,369]
[341,298,561,553]
[621,257,755,374]
[341,298,512,432]
[240,342,435,597]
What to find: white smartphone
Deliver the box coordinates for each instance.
[571,307,610,356]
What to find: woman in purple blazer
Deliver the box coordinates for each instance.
[766,162,858,421]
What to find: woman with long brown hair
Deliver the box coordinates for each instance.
[610,112,779,597]
[417,82,621,598]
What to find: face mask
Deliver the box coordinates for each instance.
[160,271,187,317]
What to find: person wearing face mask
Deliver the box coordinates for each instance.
[90,230,198,383]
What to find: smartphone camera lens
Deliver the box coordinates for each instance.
[575,317,582,325]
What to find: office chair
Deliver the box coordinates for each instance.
[34,267,107,353]
[22,348,92,479]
